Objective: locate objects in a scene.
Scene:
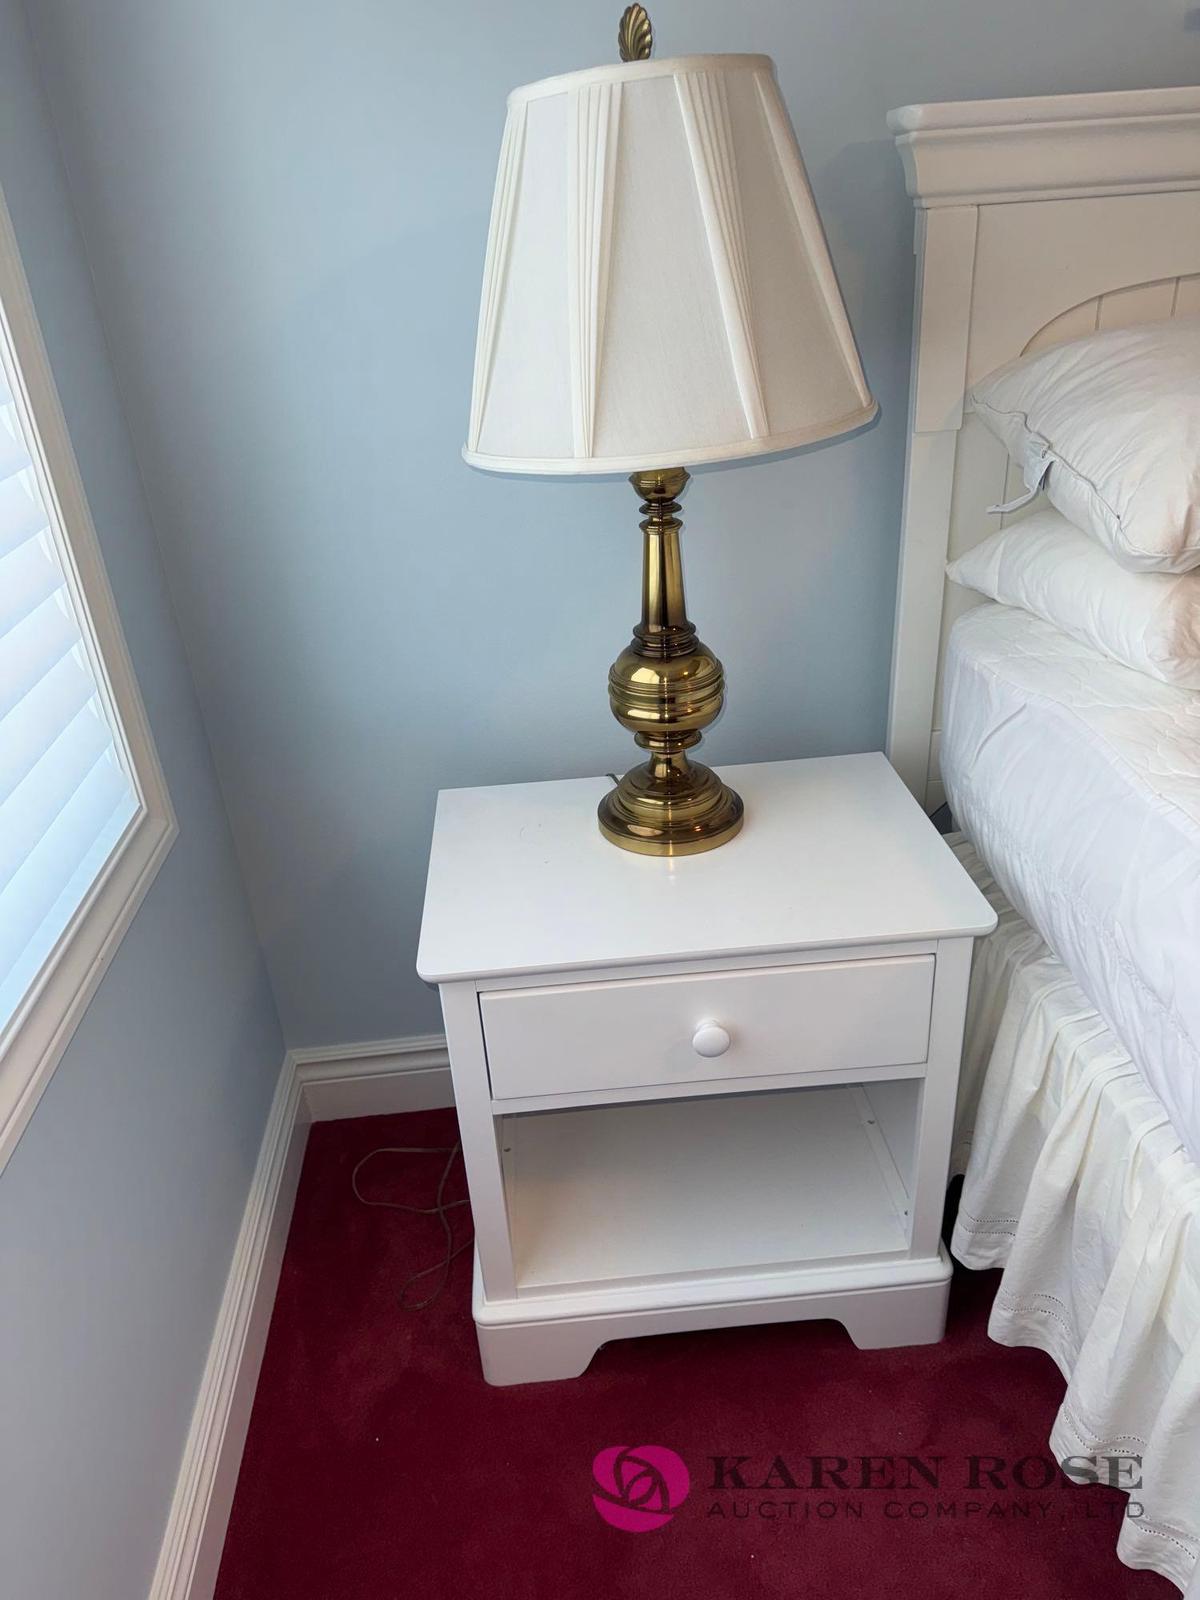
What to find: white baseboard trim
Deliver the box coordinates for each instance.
[148,1033,454,1600]
[294,1032,453,1121]
[147,1054,308,1600]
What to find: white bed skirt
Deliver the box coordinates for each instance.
[948,836,1200,1596]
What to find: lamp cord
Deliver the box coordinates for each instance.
[350,1143,473,1310]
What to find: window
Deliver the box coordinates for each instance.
[0,185,175,1168]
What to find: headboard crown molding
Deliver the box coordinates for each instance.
[890,84,1200,207]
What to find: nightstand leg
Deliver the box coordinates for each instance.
[439,982,517,1302]
[909,939,973,1259]
[838,1257,952,1349]
[476,1318,602,1386]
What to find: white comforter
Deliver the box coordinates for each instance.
[941,601,1200,1162]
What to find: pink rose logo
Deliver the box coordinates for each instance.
[592,1445,690,1532]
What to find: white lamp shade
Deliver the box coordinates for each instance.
[465,54,876,476]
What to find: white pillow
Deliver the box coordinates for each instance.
[946,509,1200,689]
[969,316,1200,574]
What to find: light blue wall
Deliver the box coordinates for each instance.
[22,0,1200,1046]
[0,5,283,1597]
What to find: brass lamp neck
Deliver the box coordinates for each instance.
[631,467,695,660]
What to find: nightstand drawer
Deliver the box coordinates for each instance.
[481,954,934,1102]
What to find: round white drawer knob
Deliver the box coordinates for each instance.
[692,1020,731,1058]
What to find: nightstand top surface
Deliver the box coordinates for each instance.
[417,754,995,983]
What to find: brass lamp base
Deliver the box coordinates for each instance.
[598,752,744,856]
[598,468,744,857]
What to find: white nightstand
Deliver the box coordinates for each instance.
[416,754,995,1385]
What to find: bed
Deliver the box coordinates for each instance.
[885,87,1200,1594]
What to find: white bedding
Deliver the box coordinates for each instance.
[941,601,1200,1163]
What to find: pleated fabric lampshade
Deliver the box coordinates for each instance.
[464,53,875,475]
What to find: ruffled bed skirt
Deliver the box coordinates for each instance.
[948,836,1200,1596]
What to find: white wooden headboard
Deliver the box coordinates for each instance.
[885,86,1200,812]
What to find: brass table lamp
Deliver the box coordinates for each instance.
[464,7,875,855]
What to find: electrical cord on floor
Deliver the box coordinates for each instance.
[351,1143,473,1310]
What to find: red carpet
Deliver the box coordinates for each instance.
[215,1109,1173,1599]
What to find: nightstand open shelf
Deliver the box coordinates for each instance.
[418,755,996,1384]
[502,1083,915,1298]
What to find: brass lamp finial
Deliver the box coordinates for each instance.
[618,4,653,61]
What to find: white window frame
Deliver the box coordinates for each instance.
[0,184,176,1170]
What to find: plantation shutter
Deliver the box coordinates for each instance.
[0,334,139,1034]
